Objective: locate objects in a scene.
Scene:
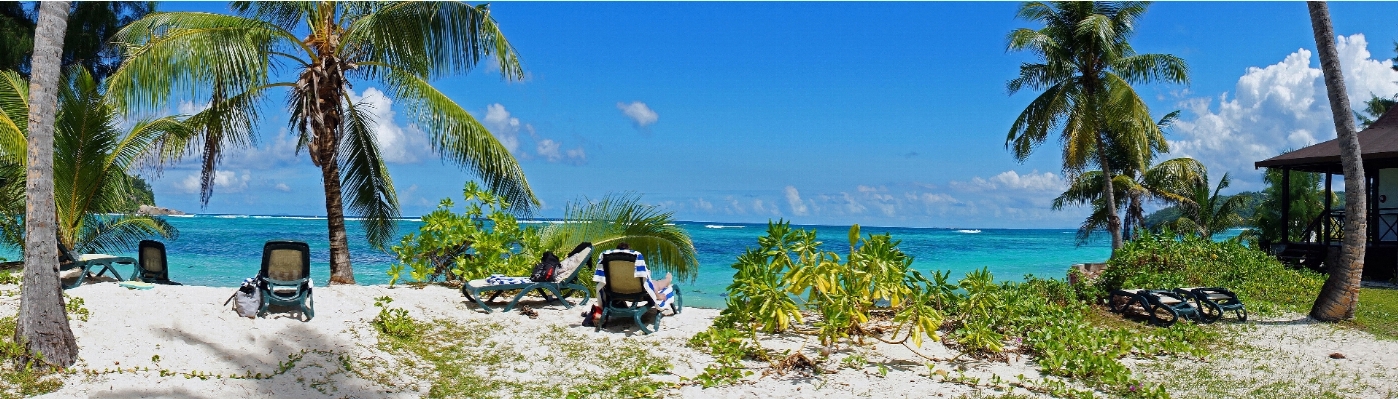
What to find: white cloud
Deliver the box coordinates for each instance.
[949,170,1064,193]
[273,183,291,192]
[348,87,430,164]
[617,101,659,128]
[484,103,522,154]
[484,103,586,165]
[1169,33,1398,189]
[694,198,714,211]
[177,170,250,194]
[784,186,809,216]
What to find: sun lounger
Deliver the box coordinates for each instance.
[137,240,181,285]
[461,242,594,313]
[257,240,314,321]
[593,248,680,334]
[1174,287,1247,322]
[1110,289,1201,327]
[58,241,136,289]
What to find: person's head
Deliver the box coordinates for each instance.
[616,242,630,250]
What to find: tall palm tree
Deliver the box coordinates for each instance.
[538,193,700,280]
[1005,1,1188,252]
[1054,157,1203,244]
[107,2,537,284]
[1169,172,1247,240]
[16,0,75,369]
[0,67,182,254]
[1308,1,1367,322]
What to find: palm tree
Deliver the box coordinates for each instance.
[1168,172,1247,240]
[1307,1,1367,322]
[16,0,75,369]
[0,67,182,254]
[1054,157,1203,244]
[539,193,700,280]
[1005,1,1188,252]
[107,2,537,284]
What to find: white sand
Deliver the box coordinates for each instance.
[8,282,1396,398]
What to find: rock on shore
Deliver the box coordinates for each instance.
[136,204,186,216]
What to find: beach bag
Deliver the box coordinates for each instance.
[530,252,561,282]
[223,277,262,318]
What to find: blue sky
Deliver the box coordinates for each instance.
[147,2,1398,228]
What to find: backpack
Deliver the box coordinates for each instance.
[530,252,562,282]
[223,277,262,318]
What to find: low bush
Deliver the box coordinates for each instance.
[1098,230,1324,313]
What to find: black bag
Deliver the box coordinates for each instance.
[530,252,561,282]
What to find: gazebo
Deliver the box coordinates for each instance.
[1255,107,1398,281]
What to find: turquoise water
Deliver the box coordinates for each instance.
[16,215,1136,309]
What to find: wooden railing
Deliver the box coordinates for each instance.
[1298,207,1398,244]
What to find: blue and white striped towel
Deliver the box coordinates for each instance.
[485,274,531,285]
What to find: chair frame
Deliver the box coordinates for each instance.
[595,251,661,334]
[461,243,594,313]
[1174,287,1247,322]
[1110,289,1201,327]
[257,240,314,321]
[58,242,135,289]
[137,240,180,285]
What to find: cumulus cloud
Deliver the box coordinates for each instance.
[1168,34,1398,189]
[484,103,586,165]
[348,87,431,164]
[617,101,659,128]
[177,170,251,194]
[484,103,523,154]
[784,186,809,216]
[273,183,292,192]
[950,170,1064,193]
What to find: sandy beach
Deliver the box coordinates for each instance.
[1,281,1392,398]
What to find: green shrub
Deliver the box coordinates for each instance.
[389,182,542,285]
[1099,230,1324,313]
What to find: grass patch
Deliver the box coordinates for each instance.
[0,316,65,398]
[368,310,673,398]
[1348,287,1398,339]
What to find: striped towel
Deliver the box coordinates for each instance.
[485,275,531,285]
[594,249,675,309]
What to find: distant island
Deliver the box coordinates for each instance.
[136,205,186,216]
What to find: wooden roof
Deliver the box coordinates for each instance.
[1256,106,1398,173]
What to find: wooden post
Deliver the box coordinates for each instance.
[1372,170,1381,241]
[1325,172,1333,243]
[1282,168,1291,244]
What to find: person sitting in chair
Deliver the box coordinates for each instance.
[594,242,675,309]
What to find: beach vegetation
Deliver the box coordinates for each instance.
[109,1,536,285]
[536,193,699,280]
[1005,1,1189,252]
[1056,156,1203,245]
[0,66,182,254]
[1100,230,1325,314]
[1349,287,1398,339]
[391,188,697,286]
[390,182,540,285]
[1163,172,1248,240]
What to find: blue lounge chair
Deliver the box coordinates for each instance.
[1110,289,1201,327]
[58,241,136,289]
[594,249,682,334]
[1175,287,1247,323]
[257,240,314,321]
[462,243,594,313]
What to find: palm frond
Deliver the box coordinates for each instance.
[379,67,537,214]
[539,193,699,280]
[73,214,177,255]
[344,1,523,81]
[340,96,400,250]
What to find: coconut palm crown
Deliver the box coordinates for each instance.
[1005,1,1188,252]
[107,1,537,284]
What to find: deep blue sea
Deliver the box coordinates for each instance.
[10,215,1238,309]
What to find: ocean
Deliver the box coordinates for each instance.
[14,215,1173,308]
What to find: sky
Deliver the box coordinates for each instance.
[144,1,1398,228]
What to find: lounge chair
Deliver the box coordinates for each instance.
[461,242,594,313]
[58,241,136,289]
[257,240,314,321]
[593,248,681,334]
[1174,287,1247,322]
[1110,289,1201,327]
[137,240,181,285]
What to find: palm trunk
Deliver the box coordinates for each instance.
[321,158,355,284]
[1096,137,1124,251]
[17,0,75,368]
[1308,1,1367,321]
